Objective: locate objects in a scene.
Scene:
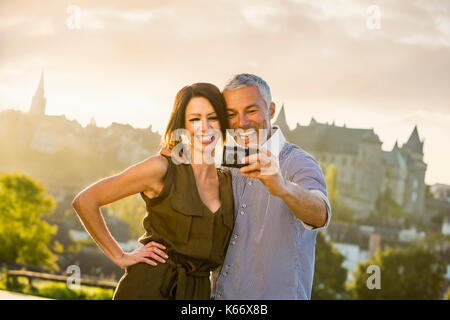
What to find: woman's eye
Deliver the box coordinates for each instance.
[189,118,200,122]
[227,113,236,118]
[208,117,219,121]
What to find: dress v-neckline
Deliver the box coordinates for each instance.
[187,164,222,215]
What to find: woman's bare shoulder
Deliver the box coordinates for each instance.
[139,154,170,180]
[138,154,171,198]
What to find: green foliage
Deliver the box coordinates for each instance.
[324,164,338,207]
[35,282,114,300]
[444,286,450,300]
[312,232,348,299]
[372,188,408,224]
[106,193,146,240]
[348,245,447,299]
[320,162,355,224]
[425,184,434,199]
[418,231,450,248]
[0,274,113,300]
[331,200,356,224]
[0,171,62,271]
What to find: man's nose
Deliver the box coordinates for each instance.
[238,113,249,128]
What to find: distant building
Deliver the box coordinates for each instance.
[29,71,46,116]
[426,183,450,233]
[0,71,164,193]
[332,242,368,282]
[30,114,82,154]
[442,217,450,236]
[89,116,97,127]
[274,106,427,220]
[430,184,450,202]
[368,233,381,259]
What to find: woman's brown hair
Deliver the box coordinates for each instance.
[162,83,228,149]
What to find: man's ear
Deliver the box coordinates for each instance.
[269,102,276,120]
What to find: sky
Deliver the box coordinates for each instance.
[0,0,449,185]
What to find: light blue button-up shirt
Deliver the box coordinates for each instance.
[212,128,331,300]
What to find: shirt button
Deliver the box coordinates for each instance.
[242,204,247,208]
[248,181,252,186]
[231,241,236,245]
[223,271,228,276]
[216,293,222,298]
[233,234,238,239]
[225,264,230,269]
[240,211,245,215]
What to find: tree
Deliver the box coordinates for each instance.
[348,245,447,299]
[331,201,356,224]
[0,172,62,271]
[311,231,348,299]
[444,286,450,300]
[324,164,338,207]
[106,193,147,240]
[320,162,355,224]
[372,188,408,225]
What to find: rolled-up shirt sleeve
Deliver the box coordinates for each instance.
[285,149,332,231]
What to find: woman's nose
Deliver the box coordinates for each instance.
[202,118,211,131]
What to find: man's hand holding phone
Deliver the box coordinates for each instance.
[239,145,286,197]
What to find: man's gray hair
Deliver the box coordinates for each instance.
[223,73,272,109]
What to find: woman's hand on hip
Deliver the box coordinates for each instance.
[115,241,168,269]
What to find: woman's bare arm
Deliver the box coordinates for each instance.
[72,155,169,268]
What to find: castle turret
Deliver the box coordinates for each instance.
[392,140,399,151]
[399,125,427,217]
[273,104,289,133]
[402,125,424,158]
[29,71,46,116]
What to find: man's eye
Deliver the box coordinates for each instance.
[227,113,236,118]
[248,109,257,114]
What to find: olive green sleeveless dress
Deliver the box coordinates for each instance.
[113,156,234,300]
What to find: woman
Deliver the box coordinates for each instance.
[72,83,234,299]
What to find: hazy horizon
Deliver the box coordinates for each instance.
[1,0,449,185]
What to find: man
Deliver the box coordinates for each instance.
[211,73,331,299]
[158,73,331,299]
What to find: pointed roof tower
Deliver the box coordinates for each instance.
[37,71,44,93]
[29,70,47,116]
[392,140,399,151]
[273,104,290,132]
[89,116,97,127]
[402,125,424,155]
[384,140,406,168]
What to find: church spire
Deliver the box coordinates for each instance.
[29,70,46,116]
[89,116,97,127]
[37,70,44,93]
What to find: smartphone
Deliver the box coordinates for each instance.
[221,145,258,168]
